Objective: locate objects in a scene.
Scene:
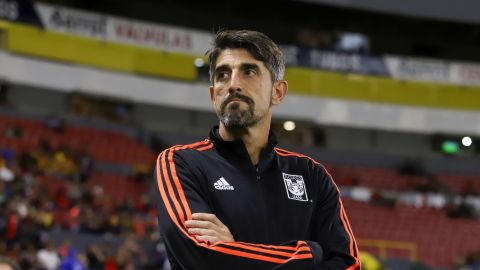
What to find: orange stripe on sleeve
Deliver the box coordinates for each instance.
[341,202,360,258]
[234,241,308,252]
[155,152,193,240]
[323,164,361,268]
[167,148,192,220]
[323,168,360,257]
[338,200,355,257]
[167,140,213,220]
[162,149,188,223]
[274,148,320,165]
[218,242,311,258]
[196,143,214,151]
[156,149,211,250]
[210,246,313,264]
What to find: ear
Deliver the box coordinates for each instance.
[209,85,215,102]
[271,80,288,106]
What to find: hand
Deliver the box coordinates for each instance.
[185,213,234,244]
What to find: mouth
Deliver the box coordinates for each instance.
[221,94,253,112]
[226,98,248,105]
[229,99,245,104]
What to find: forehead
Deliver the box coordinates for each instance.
[215,48,267,69]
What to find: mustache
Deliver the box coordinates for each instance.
[220,93,254,110]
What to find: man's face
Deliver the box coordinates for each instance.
[210,48,274,130]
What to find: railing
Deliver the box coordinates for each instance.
[357,238,418,261]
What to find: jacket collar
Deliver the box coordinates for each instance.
[209,126,278,170]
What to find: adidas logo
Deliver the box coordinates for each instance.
[214,177,234,190]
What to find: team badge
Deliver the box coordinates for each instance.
[282,173,308,201]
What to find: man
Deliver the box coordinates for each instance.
[37,240,61,270]
[155,29,360,270]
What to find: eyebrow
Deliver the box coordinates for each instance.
[214,63,261,76]
[241,63,261,73]
[214,64,230,76]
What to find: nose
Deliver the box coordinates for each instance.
[228,70,242,94]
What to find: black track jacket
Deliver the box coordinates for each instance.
[154,127,361,270]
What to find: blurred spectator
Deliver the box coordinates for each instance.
[3,126,22,139]
[466,251,480,270]
[59,248,86,270]
[104,256,119,270]
[19,150,38,174]
[0,256,20,270]
[51,147,79,179]
[360,251,385,270]
[370,189,397,208]
[333,31,370,54]
[132,163,150,183]
[44,115,65,133]
[342,173,359,187]
[39,139,53,155]
[77,150,94,183]
[446,200,477,219]
[4,209,19,250]
[86,244,105,270]
[116,234,148,269]
[154,242,169,270]
[458,250,480,270]
[1,149,16,166]
[36,240,60,270]
[0,162,15,183]
[80,206,108,234]
[0,181,6,205]
[57,241,71,258]
[18,241,40,270]
[0,149,15,183]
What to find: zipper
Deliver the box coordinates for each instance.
[254,165,270,241]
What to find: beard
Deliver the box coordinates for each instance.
[219,93,261,134]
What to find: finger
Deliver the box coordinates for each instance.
[188,228,216,237]
[195,235,219,244]
[185,220,214,229]
[191,213,216,221]
[192,213,223,226]
[189,227,234,242]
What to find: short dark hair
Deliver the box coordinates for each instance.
[207,30,285,84]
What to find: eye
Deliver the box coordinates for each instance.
[245,68,257,76]
[216,71,230,81]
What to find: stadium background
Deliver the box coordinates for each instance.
[0,0,480,269]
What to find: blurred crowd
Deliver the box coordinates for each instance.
[335,164,480,219]
[0,122,166,270]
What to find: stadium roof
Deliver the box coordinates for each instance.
[297,0,480,24]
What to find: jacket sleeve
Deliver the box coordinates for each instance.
[154,145,318,270]
[309,165,362,270]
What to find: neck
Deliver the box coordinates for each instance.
[218,113,271,165]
